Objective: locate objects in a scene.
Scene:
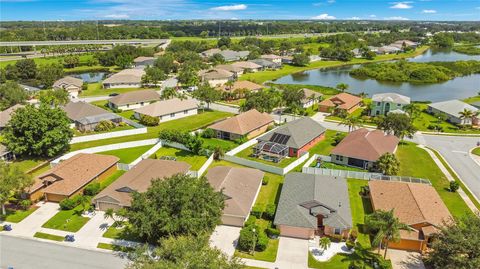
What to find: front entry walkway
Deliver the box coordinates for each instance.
[388,249,425,269]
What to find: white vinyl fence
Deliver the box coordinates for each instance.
[70,127,147,144]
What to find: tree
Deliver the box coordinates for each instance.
[127,174,224,243]
[139,114,159,126]
[433,33,455,48]
[3,105,73,157]
[4,64,18,80]
[0,161,33,215]
[403,103,421,121]
[161,87,178,100]
[319,237,331,252]
[15,59,37,80]
[336,83,349,93]
[459,108,475,125]
[142,66,166,85]
[36,63,64,88]
[177,67,199,87]
[376,113,417,139]
[127,235,244,269]
[209,53,225,65]
[193,83,221,109]
[212,146,225,161]
[115,55,133,69]
[39,88,70,106]
[292,53,310,66]
[154,54,177,74]
[0,81,28,110]
[217,37,231,48]
[375,153,400,175]
[63,55,80,68]
[339,116,362,132]
[240,89,281,113]
[366,209,410,259]
[282,87,305,108]
[449,181,460,192]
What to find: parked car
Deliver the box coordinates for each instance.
[109,93,119,97]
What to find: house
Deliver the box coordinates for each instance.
[371,93,411,116]
[19,84,40,93]
[206,166,264,227]
[215,64,244,77]
[274,173,352,239]
[0,144,15,162]
[53,76,84,98]
[330,128,400,169]
[200,48,222,58]
[377,45,401,55]
[391,40,418,49]
[428,100,479,126]
[260,54,282,64]
[219,50,249,62]
[369,180,452,253]
[93,159,190,210]
[62,101,123,132]
[161,77,178,89]
[133,56,156,67]
[198,69,234,87]
[351,48,362,58]
[255,117,326,161]
[281,56,293,64]
[134,98,198,123]
[249,59,281,70]
[231,61,262,72]
[301,88,323,108]
[108,89,161,111]
[29,153,119,202]
[318,93,362,113]
[103,69,145,89]
[208,109,274,140]
[472,101,480,109]
[0,104,24,130]
[219,80,263,94]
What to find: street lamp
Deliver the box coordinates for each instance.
[252,228,256,255]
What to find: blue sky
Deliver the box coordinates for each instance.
[1,0,479,21]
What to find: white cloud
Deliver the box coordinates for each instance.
[390,2,413,9]
[422,9,437,13]
[369,14,377,18]
[211,4,247,11]
[348,16,361,20]
[312,13,336,20]
[104,14,130,19]
[384,16,410,20]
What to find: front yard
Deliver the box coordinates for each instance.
[150,146,208,170]
[0,206,38,223]
[99,145,153,164]
[42,204,90,232]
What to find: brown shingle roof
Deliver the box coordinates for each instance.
[0,104,24,128]
[109,89,161,106]
[369,180,452,227]
[331,128,399,162]
[220,81,263,92]
[215,64,244,74]
[198,69,234,80]
[206,166,264,219]
[93,159,190,207]
[134,98,198,117]
[40,153,119,196]
[208,109,273,136]
[53,76,83,89]
[231,61,262,70]
[103,69,145,84]
[301,88,323,103]
[319,93,362,110]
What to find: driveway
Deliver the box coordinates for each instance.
[388,249,425,269]
[275,236,309,269]
[209,225,241,257]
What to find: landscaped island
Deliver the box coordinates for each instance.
[349,60,480,83]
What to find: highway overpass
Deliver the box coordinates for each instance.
[0,39,169,47]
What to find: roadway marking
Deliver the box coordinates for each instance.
[452,150,469,154]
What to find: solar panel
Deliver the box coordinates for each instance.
[270,133,290,144]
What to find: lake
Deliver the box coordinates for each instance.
[72,72,108,83]
[274,49,480,102]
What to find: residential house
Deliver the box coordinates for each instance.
[274,173,352,239]
[103,69,145,89]
[369,180,452,252]
[391,40,418,49]
[19,84,40,93]
[249,59,281,70]
[215,64,245,77]
[255,117,326,162]
[231,61,262,72]
[428,100,479,126]
[108,89,161,111]
[93,159,190,210]
[219,50,250,62]
[62,101,123,132]
[206,166,264,227]
[281,56,294,64]
[318,93,362,113]
[371,93,411,116]
[301,88,323,108]
[0,104,24,130]
[472,101,480,109]
[200,48,222,58]
[377,45,401,55]
[133,56,156,67]
[260,54,283,64]
[53,76,84,98]
[198,69,234,87]
[0,144,15,162]
[330,128,400,169]
[134,98,198,123]
[29,153,119,202]
[161,77,178,90]
[208,109,274,140]
[219,80,264,95]
[351,48,362,58]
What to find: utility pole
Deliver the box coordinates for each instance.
[43,21,46,39]
[218,21,221,38]
[96,20,100,40]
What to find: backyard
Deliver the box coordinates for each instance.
[99,144,153,164]
[347,179,372,248]
[79,83,153,97]
[73,124,134,137]
[235,145,299,168]
[308,130,343,156]
[150,146,208,170]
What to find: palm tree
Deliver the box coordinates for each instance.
[336,83,349,93]
[339,116,362,132]
[213,146,225,161]
[366,209,410,258]
[319,237,331,252]
[404,103,421,122]
[458,108,475,125]
[161,87,177,100]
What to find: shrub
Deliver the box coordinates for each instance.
[19,199,32,210]
[262,176,269,185]
[139,114,159,126]
[238,226,256,252]
[250,205,263,218]
[449,181,460,192]
[333,132,347,146]
[244,216,257,227]
[346,239,355,250]
[83,182,101,196]
[94,120,115,132]
[255,230,269,251]
[264,204,276,220]
[266,227,280,238]
[234,136,248,145]
[329,234,344,243]
[201,128,215,138]
[59,198,77,210]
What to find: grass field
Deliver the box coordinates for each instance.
[235,145,299,168]
[308,130,342,156]
[79,83,155,97]
[73,124,134,137]
[235,218,280,262]
[473,147,480,156]
[396,142,473,219]
[317,162,366,172]
[464,95,480,104]
[69,111,233,151]
[200,137,238,151]
[102,224,141,242]
[347,179,372,248]
[42,205,90,232]
[151,146,208,170]
[97,242,135,252]
[0,207,38,223]
[34,232,64,242]
[99,145,153,164]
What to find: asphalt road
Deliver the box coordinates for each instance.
[0,235,128,269]
[0,39,169,47]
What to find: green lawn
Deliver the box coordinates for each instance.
[117,110,136,120]
[10,158,48,173]
[34,232,64,242]
[97,242,135,252]
[70,111,233,151]
[412,104,480,134]
[73,124,134,137]
[316,162,366,172]
[200,137,238,151]
[102,224,142,242]
[396,142,473,219]
[473,147,480,156]
[347,179,372,248]
[235,218,279,262]
[150,146,208,170]
[241,46,429,83]
[235,145,299,168]
[100,170,126,189]
[80,83,154,97]
[42,205,90,232]
[308,130,342,156]
[463,95,480,104]
[0,207,38,223]
[99,145,153,164]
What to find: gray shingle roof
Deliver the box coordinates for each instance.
[429,100,478,118]
[257,117,326,149]
[372,93,411,105]
[274,173,352,230]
